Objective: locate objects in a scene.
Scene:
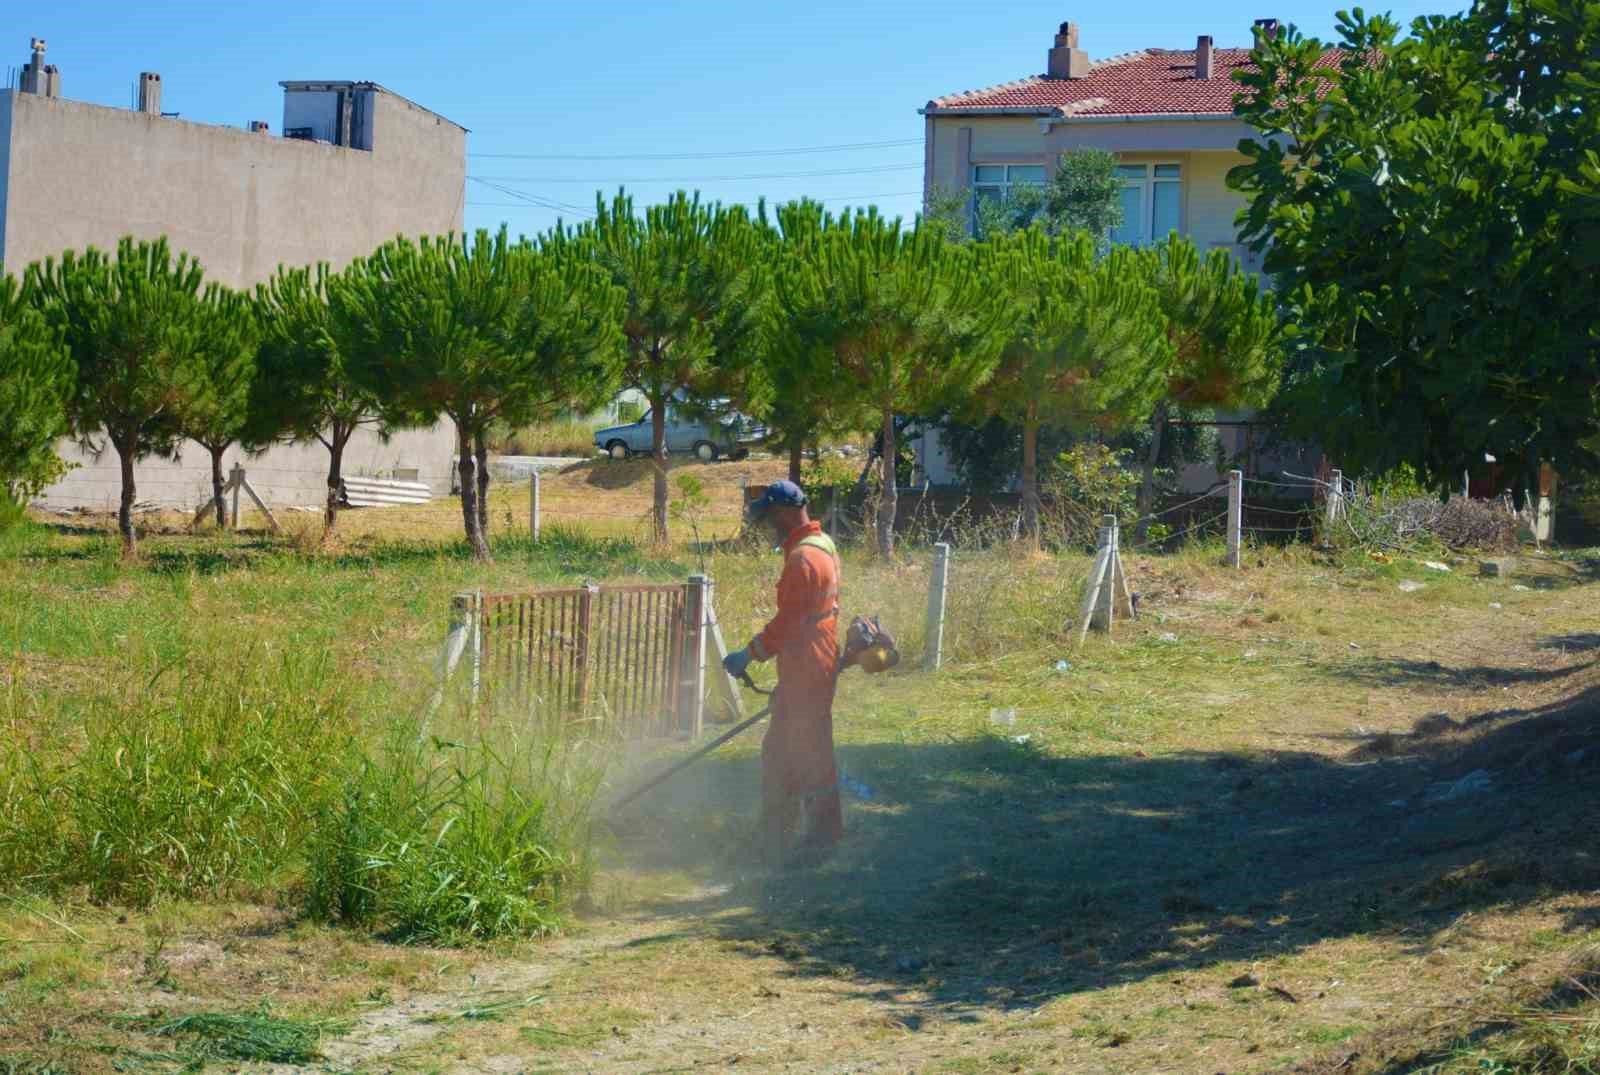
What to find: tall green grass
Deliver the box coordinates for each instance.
[493,418,601,458]
[305,713,602,942]
[0,650,353,903]
[0,644,601,939]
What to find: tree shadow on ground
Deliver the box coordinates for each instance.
[1338,654,1587,691]
[606,678,1600,1023]
[1540,632,1600,653]
[1506,555,1600,591]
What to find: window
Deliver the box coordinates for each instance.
[1109,163,1182,246]
[971,163,1047,226]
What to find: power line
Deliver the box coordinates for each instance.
[468,163,922,184]
[467,190,925,212]
[468,177,595,218]
[469,138,923,162]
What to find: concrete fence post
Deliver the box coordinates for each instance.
[684,574,710,738]
[924,542,950,672]
[1091,515,1118,632]
[470,590,483,708]
[529,470,542,541]
[230,463,244,530]
[1227,469,1243,569]
[702,579,745,722]
[1327,468,1344,527]
[424,592,476,720]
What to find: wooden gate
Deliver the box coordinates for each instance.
[473,579,710,738]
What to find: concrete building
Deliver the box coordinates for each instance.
[911,19,1324,490]
[1,37,469,510]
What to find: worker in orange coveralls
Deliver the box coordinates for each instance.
[723,480,843,868]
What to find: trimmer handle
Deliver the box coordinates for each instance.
[738,669,773,696]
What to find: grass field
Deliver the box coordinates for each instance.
[4,459,1600,1073]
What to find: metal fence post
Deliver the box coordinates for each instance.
[1227,469,1243,569]
[1327,468,1344,527]
[529,470,541,541]
[683,575,709,738]
[924,542,950,672]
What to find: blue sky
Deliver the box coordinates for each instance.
[7,1,1453,237]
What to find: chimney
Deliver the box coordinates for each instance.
[137,72,161,115]
[20,37,60,98]
[1253,18,1280,39]
[1047,21,1090,79]
[1195,34,1214,78]
[248,119,270,134]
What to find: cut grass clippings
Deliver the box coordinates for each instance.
[128,1005,352,1065]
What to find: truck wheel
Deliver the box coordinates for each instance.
[607,441,630,461]
[694,441,719,463]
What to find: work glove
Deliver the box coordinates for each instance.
[723,647,753,679]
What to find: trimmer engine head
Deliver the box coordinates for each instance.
[842,614,899,674]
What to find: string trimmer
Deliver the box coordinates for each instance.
[609,615,898,813]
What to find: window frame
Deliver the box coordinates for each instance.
[970,162,1048,228]
[1111,161,1184,247]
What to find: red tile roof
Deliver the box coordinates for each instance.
[924,47,1341,118]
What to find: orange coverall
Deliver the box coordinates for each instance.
[749,520,843,853]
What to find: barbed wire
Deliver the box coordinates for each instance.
[1242,501,1316,516]
[1130,483,1228,525]
[1243,475,1324,491]
[1123,509,1230,553]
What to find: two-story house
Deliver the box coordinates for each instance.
[911,18,1315,490]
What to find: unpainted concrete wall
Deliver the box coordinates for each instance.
[0,86,466,507]
[36,427,461,512]
[1,87,464,285]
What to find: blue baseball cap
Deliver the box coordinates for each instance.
[749,480,807,514]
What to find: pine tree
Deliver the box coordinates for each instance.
[1134,236,1284,536]
[250,264,387,536]
[758,201,875,484]
[332,227,623,561]
[770,207,1011,557]
[974,229,1169,542]
[184,285,258,529]
[0,274,73,504]
[28,238,208,558]
[565,191,767,543]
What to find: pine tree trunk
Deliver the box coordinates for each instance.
[209,445,227,529]
[1021,407,1041,547]
[458,422,490,562]
[114,431,138,560]
[324,424,348,535]
[877,408,897,559]
[1136,399,1170,541]
[474,429,490,540]
[788,435,804,485]
[650,392,669,545]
